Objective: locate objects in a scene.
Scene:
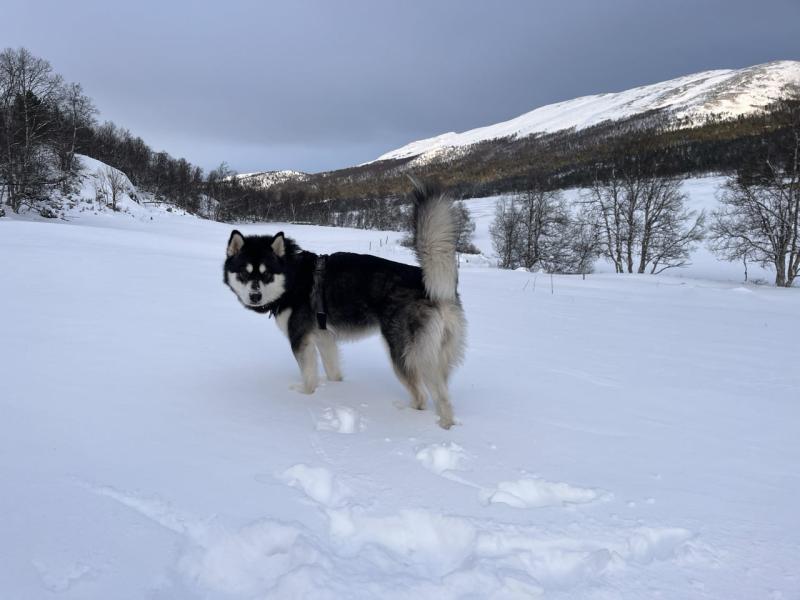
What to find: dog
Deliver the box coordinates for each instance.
[223,180,466,428]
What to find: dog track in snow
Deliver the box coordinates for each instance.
[479,477,611,509]
[412,441,610,510]
[415,442,470,475]
[279,464,351,508]
[83,472,709,598]
[273,463,706,595]
[315,406,364,434]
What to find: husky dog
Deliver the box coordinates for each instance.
[223,181,466,428]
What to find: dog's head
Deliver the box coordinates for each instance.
[223,230,290,311]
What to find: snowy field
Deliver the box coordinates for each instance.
[1,179,799,599]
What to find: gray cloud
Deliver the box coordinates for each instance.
[2,0,798,173]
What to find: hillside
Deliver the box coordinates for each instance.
[375,61,800,165]
[249,61,800,206]
[5,52,797,228]
[235,169,309,190]
[4,154,208,223]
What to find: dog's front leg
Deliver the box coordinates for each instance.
[291,336,318,394]
[315,330,343,382]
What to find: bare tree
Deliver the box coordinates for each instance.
[585,169,626,272]
[635,175,705,273]
[0,47,64,212]
[54,82,96,178]
[490,196,523,269]
[96,166,127,211]
[516,184,571,271]
[709,95,800,286]
[490,185,578,272]
[585,167,704,274]
[453,200,479,254]
[565,208,601,276]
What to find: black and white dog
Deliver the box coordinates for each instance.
[223,181,466,428]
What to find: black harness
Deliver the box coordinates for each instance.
[311,254,329,330]
[265,254,328,329]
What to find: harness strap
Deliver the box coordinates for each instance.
[311,255,329,329]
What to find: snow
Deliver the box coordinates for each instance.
[279,464,352,508]
[374,60,800,164]
[1,175,799,599]
[479,478,607,510]
[316,405,365,434]
[234,170,309,189]
[9,153,204,224]
[416,442,469,476]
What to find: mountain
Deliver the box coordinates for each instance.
[373,61,800,166]
[235,170,308,189]
[225,60,800,220]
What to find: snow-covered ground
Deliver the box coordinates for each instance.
[1,178,799,599]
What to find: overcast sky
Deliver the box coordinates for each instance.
[2,0,799,174]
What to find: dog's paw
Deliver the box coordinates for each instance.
[437,417,456,430]
[290,383,316,395]
[327,373,343,382]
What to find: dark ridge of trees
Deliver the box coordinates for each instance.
[79,120,206,213]
[262,102,800,209]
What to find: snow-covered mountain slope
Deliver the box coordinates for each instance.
[1,181,798,598]
[235,169,308,189]
[375,60,800,163]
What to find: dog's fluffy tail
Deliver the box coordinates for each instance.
[409,177,459,302]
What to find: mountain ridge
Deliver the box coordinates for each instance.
[372,60,800,166]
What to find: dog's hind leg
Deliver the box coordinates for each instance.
[392,362,427,410]
[382,327,427,410]
[423,370,455,429]
[315,330,343,382]
[409,308,460,429]
[291,335,318,394]
[438,302,467,383]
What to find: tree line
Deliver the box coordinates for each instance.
[489,93,800,287]
[2,47,797,285]
[0,47,397,226]
[0,48,95,212]
[490,168,704,276]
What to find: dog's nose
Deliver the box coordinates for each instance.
[249,292,262,303]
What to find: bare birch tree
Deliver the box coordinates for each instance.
[585,167,704,274]
[516,185,571,271]
[54,82,96,178]
[490,196,523,269]
[96,166,127,211]
[585,169,626,272]
[0,48,63,212]
[709,94,800,286]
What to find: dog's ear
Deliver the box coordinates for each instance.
[227,230,245,257]
[271,232,286,257]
